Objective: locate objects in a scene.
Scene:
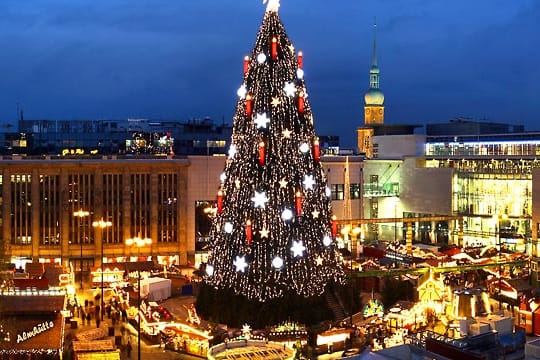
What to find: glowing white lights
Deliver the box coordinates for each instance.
[303,174,315,190]
[272,256,284,269]
[237,85,247,99]
[299,142,310,153]
[257,53,267,64]
[224,222,234,234]
[281,208,294,221]
[228,144,237,159]
[325,186,332,197]
[233,255,248,272]
[242,324,252,337]
[254,113,271,129]
[283,82,296,97]
[203,7,348,301]
[264,0,280,13]
[251,191,269,208]
[291,240,306,257]
[322,235,332,247]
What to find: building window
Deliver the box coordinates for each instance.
[331,184,344,200]
[195,201,215,251]
[68,174,95,245]
[350,184,361,199]
[39,175,60,246]
[11,174,32,245]
[103,174,123,244]
[130,174,151,239]
[157,173,178,243]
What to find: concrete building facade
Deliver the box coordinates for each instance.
[0,154,364,273]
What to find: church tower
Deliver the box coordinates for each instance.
[358,20,384,157]
[364,20,384,124]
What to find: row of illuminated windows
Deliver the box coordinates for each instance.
[425,142,540,157]
[330,184,362,201]
[9,173,179,246]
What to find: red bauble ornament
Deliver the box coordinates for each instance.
[298,51,303,69]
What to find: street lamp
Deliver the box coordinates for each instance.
[494,212,509,312]
[93,218,112,321]
[126,235,152,360]
[73,209,90,289]
[352,227,362,259]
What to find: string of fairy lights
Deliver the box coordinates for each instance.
[204,1,345,302]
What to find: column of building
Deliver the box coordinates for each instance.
[31,168,40,259]
[122,171,132,259]
[94,168,104,266]
[178,167,189,265]
[150,172,159,261]
[2,168,11,259]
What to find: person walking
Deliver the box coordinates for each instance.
[95,305,101,328]
[126,339,132,358]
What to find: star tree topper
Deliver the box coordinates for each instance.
[264,0,280,12]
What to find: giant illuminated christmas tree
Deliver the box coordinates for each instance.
[197,0,345,327]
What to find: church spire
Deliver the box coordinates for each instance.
[369,18,380,90]
[371,17,378,68]
[358,18,385,157]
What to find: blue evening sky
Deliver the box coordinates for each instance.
[0,0,538,147]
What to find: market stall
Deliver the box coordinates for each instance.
[140,277,171,301]
[126,300,174,341]
[72,339,120,360]
[316,327,352,354]
[0,291,66,360]
[161,323,213,357]
[384,301,426,333]
[90,266,125,288]
[267,321,308,347]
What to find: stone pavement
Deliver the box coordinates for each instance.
[63,287,202,359]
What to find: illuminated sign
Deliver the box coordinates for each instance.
[17,321,54,343]
[62,148,85,156]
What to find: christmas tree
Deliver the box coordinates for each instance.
[197,0,345,327]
